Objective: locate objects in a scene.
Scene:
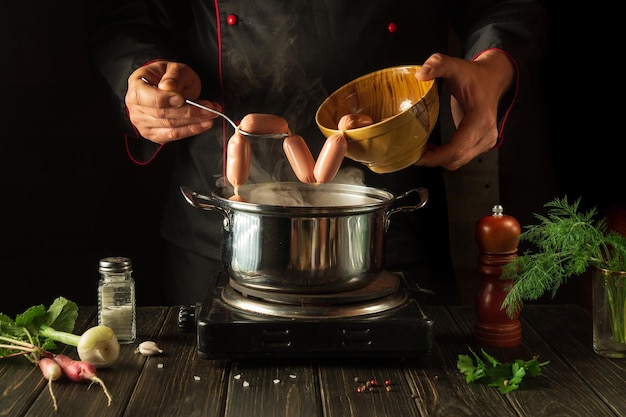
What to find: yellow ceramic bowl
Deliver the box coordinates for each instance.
[315,65,439,173]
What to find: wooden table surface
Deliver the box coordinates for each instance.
[1,304,625,417]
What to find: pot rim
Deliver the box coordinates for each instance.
[213,182,396,216]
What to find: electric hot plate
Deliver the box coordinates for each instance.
[178,271,434,359]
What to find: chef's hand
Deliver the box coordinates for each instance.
[414,50,515,170]
[125,60,221,144]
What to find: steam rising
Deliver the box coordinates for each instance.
[243,166,367,207]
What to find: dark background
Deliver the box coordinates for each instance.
[2,2,175,313]
[0,2,613,315]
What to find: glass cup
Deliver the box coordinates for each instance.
[592,267,626,358]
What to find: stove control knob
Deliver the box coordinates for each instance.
[177,304,199,331]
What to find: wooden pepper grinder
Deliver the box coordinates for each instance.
[474,204,522,347]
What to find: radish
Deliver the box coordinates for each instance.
[1,298,116,409]
[1,297,120,368]
[0,325,120,367]
[38,357,62,411]
[52,354,113,406]
[39,324,120,368]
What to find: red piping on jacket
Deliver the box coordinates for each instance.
[125,58,167,166]
[472,47,519,150]
[214,0,227,181]
[124,122,163,166]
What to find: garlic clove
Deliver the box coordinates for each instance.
[134,340,163,356]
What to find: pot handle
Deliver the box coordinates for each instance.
[180,186,229,219]
[387,187,429,218]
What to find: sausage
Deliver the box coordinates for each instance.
[337,113,374,131]
[238,113,289,135]
[313,133,348,184]
[283,134,316,184]
[229,194,247,202]
[226,132,251,193]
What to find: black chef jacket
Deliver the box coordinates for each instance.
[85,0,547,305]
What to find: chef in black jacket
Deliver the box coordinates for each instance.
[85,1,547,305]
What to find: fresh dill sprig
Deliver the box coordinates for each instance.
[501,196,626,317]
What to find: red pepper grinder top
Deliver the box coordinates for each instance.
[474,205,522,347]
[475,205,521,254]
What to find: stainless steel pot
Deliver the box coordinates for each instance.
[180,182,428,293]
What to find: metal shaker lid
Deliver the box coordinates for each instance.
[99,256,133,273]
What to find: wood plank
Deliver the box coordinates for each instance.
[123,307,230,417]
[317,358,423,417]
[224,360,320,417]
[405,306,515,417]
[522,304,626,416]
[3,305,624,417]
[449,305,617,417]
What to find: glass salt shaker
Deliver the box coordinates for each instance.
[98,256,136,343]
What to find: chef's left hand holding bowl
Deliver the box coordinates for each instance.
[126,60,222,144]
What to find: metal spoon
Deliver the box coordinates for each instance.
[140,77,288,139]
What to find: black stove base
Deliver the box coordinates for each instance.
[187,272,434,360]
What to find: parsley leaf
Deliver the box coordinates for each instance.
[457,347,549,394]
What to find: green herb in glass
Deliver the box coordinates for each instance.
[501,197,626,345]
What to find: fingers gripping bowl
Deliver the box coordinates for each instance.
[316,65,439,173]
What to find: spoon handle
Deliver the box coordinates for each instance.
[183,99,238,130]
[140,77,288,139]
[140,77,238,130]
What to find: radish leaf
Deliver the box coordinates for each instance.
[1,297,78,357]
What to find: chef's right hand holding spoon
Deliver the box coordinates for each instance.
[126,60,221,144]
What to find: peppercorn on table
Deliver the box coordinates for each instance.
[1,305,625,417]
